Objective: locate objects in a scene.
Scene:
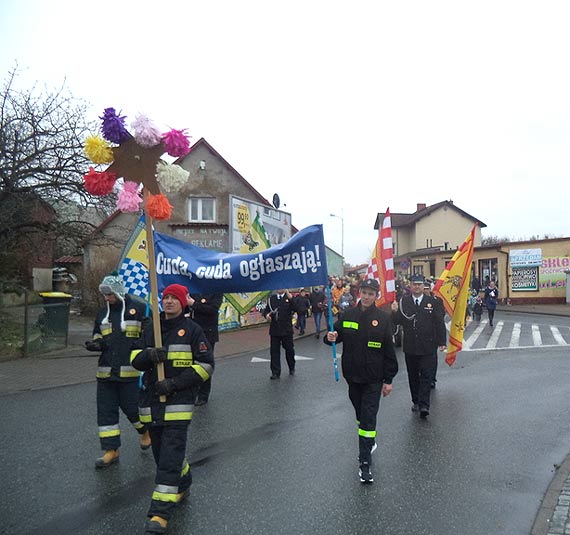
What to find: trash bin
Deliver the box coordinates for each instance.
[38,292,72,340]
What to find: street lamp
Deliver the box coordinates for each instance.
[329,211,344,260]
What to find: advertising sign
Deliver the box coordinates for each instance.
[511,267,539,292]
[509,248,542,268]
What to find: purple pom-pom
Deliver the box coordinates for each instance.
[163,128,191,157]
[100,107,131,144]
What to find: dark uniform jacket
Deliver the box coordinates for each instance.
[393,294,446,356]
[309,290,326,314]
[92,294,146,382]
[131,313,214,426]
[324,303,398,384]
[189,293,223,345]
[263,294,297,337]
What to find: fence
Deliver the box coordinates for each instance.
[0,294,70,359]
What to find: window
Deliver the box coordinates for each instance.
[188,197,216,222]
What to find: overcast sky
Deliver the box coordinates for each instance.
[2,1,569,265]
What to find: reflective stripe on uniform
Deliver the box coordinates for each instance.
[100,326,112,336]
[164,404,193,421]
[119,365,140,378]
[181,460,190,477]
[358,428,376,438]
[130,349,142,363]
[99,424,120,438]
[93,333,103,340]
[96,367,111,379]
[139,406,152,423]
[124,320,142,338]
[132,420,144,430]
[367,341,382,348]
[168,344,193,362]
[152,484,179,503]
[342,321,359,330]
[192,363,213,381]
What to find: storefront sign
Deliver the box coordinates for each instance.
[540,257,570,289]
[510,248,542,268]
[511,267,539,291]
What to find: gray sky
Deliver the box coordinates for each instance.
[2,1,569,265]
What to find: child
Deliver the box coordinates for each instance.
[472,294,483,321]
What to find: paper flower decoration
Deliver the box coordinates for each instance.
[82,108,192,220]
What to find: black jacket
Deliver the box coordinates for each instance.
[309,290,326,314]
[92,294,147,382]
[189,293,223,345]
[324,303,398,384]
[392,294,446,356]
[263,293,297,336]
[132,313,214,425]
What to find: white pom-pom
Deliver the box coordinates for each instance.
[156,162,189,192]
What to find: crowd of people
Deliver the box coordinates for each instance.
[84,269,500,532]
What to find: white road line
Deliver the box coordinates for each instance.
[550,326,567,345]
[486,321,504,349]
[463,320,488,349]
[532,324,542,346]
[509,323,521,348]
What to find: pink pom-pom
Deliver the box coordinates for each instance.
[132,114,162,148]
[163,128,191,157]
[117,181,142,212]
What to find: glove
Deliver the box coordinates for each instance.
[155,378,176,396]
[147,347,168,364]
[85,339,103,352]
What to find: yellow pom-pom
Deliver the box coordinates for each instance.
[84,135,114,164]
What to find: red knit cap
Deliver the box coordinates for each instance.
[161,284,188,306]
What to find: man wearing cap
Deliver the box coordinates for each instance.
[263,289,298,379]
[391,274,446,419]
[131,284,214,534]
[85,272,150,468]
[324,278,398,484]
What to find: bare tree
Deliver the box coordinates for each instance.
[0,67,115,283]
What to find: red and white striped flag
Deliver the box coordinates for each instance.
[366,207,396,306]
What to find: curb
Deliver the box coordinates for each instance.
[531,453,570,535]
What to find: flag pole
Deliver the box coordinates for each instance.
[144,193,167,402]
[325,286,340,381]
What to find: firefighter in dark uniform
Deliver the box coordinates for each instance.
[263,289,298,379]
[324,278,398,484]
[187,293,223,405]
[391,274,446,419]
[131,284,214,535]
[85,272,150,468]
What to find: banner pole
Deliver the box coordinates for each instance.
[144,197,166,402]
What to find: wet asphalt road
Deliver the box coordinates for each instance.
[2,311,570,535]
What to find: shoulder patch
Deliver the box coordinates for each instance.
[371,319,379,327]
[199,341,208,352]
[201,298,207,303]
[129,308,137,315]
[178,329,186,337]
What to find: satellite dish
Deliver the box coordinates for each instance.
[272,193,280,209]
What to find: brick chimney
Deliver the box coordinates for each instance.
[416,203,427,212]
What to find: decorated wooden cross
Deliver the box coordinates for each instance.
[83,108,192,401]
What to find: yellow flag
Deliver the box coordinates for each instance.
[433,224,477,366]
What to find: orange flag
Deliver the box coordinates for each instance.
[433,224,477,366]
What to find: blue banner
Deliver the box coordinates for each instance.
[154,224,328,294]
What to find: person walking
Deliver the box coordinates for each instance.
[187,292,223,405]
[263,289,298,379]
[131,284,214,534]
[423,279,443,389]
[324,278,398,484]
[391,274,446,419]
[309,286,326,338]
[484,280,499,327]
[293,289,311,335]
[85,273,151,468]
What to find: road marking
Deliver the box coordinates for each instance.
[551,326,567,345]
[486,321,504,349]
[509,323,521,348]
[463,320,487,349]
[250,355,314,363]
[532,324,542,346]
[294,355,314,360]
[251,357,270,362]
